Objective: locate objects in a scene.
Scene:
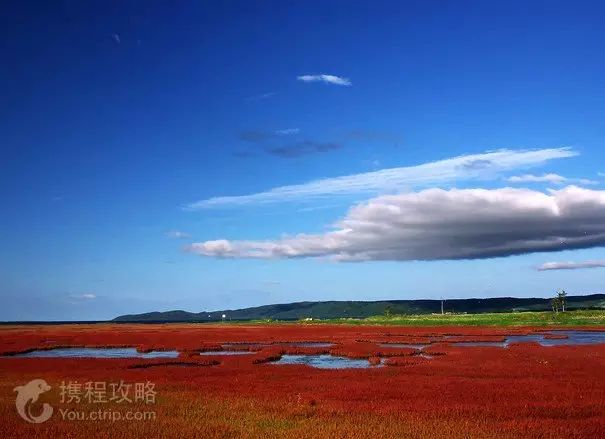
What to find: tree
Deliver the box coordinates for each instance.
[384,306,393,318]
[551,296,561,314]
[557,290,567,312]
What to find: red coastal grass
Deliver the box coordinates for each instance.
[1,323,605,438]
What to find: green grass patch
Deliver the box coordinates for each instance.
[316,310,605,326]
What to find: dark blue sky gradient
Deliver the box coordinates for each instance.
[1,1,604,320]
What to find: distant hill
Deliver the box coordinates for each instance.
[113,294,605,322]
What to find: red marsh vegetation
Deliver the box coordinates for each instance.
[1,323,604,438]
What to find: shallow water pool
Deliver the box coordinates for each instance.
[7,347,179,359]
[222,342,334,348]
[271,354,381,369]
[200,350,254,356]
[453,330,605,348]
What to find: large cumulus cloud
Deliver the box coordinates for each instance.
[188,186,605,262]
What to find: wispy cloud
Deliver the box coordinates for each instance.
[507,173,598,185]
[68,293,97,302]
[266,141,340,158]
[185,147,577,209]
[537,260,605,271]
[599,172,605,177]
[507,173,567,184]
[297,74,352,86]
[240,129,301,141]
[577,179,598,185]
[188,186,605,262]
[345,130,403,144]
[275,128,300,135]
[111,33,121,44]
[236,129,338,159]
[166,230,191,239]
[245,92,275,102]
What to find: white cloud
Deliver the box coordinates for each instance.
[275,128,300,135]
[507,173,598,185]
[599,172,605,177]
[507,173,567,184]
[297,74,352,86]
[188,186,605,262]
[185,147,577,209]
[69,293,96,300]
[537,260,605,271]
[166,230,191,239]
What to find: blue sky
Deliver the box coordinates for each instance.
[1,1,604,320]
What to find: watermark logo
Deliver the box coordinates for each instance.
[14,379,54,424]
[57,380,157,422]
[13,378,157,423]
